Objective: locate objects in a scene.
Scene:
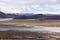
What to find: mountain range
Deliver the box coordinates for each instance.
[0,11,60,20]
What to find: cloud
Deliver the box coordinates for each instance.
[0,0,60,14]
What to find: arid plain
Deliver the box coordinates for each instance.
[0,20,60,27]
[0,20,60,40]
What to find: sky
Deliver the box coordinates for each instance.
[0,0,60,14]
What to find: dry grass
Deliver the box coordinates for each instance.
[0,20,60,26]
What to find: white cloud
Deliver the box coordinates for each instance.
[0,0,60,14]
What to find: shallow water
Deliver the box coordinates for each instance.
[0,25,60,33]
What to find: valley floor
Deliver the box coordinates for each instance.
[0,20,60,27]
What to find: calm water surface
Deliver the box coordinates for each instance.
[0,18,13,21]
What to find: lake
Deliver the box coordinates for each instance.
[0,18,13,21]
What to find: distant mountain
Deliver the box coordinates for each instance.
[0,11,11,18]
[44,14,60,16]
[1,12,60,20]
[7,14,18,18]
[14,14,47,19]
[7,13,34,19]
[46,15,60,20]
[14,13,60,20]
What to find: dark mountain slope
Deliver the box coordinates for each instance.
[0,12,11,18]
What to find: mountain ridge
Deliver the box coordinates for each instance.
[0,11,60,20]
[0,11,11,18]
